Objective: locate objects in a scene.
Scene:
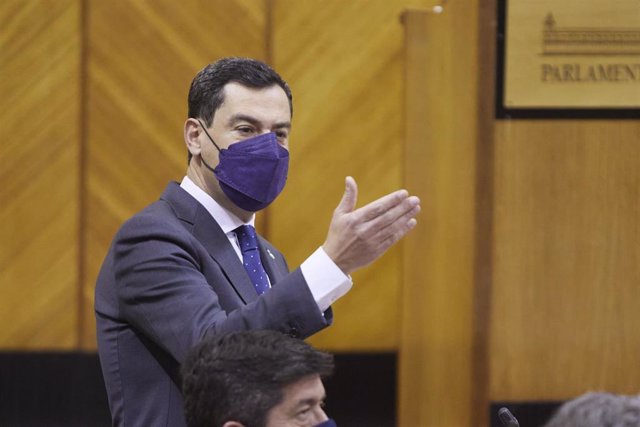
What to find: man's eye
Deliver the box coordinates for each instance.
[237,127,253,134]
[275,130,288,139]
[296,406,311,418]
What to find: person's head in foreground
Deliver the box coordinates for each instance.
[544,391,640,427]
[181,330,336,427]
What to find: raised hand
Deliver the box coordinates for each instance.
[322,176,420,275]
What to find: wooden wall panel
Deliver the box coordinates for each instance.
[270,0,432,352]
[400,1,640,423]
[0,0,80,349]
[399,5,480,426]
[81,0,268,348]
[490,121,640,400]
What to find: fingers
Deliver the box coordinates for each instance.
[356,187,419,224]
[365,201,420,246]
[365,195,420,230]
[334,176,358,215]
[380,216,418,251]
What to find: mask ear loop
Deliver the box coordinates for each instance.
[196,119,222,173]
[196,119,222,152]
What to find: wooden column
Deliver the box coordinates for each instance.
[399,5,481,426]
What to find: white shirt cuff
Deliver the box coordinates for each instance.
[300,247,353,313]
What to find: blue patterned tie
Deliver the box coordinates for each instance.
[235,225,270,295]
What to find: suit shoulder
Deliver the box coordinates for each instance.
[116,200,190,240]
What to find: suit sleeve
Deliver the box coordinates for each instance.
[114,214,331,364]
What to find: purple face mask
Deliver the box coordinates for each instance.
[197,120,289,212]
[314,419,337,427]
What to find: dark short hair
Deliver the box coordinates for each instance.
[181,330,334,427]
[544,392,640,427]
[188,57,293,126]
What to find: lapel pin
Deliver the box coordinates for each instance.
[266,248,276,259]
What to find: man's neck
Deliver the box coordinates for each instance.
[186,165,254,223]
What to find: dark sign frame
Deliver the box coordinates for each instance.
[495,0,640,119]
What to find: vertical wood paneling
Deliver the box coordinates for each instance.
[270,0,432,351]
[400,1,640,423]
[472,2,497,424]
[81,0,268,348]
[490,121,640,400]
[0,0,80,349]
[399,5,480,426]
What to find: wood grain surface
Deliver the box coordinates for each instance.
[0,0,81,349]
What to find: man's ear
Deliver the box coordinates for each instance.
[184,118,203,157]
[222,421,245,427]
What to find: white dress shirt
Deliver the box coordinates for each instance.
[180,176,352,312]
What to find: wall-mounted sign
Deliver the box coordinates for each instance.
[497,0,640,118]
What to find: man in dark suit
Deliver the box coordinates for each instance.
[95,57,420,426]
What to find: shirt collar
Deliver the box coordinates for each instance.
[179,176,255,234]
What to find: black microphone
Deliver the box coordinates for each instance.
[498,407,520,427]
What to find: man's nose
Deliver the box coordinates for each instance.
[314,407,329,423]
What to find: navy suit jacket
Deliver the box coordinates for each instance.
[95,182,332,427]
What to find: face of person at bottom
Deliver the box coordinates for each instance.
[265,374,328,427]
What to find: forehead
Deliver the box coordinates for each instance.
[265,375,326,427]
[280,374,325,405]
[216,82,291,123]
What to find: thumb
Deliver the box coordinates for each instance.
[334,176,358,214]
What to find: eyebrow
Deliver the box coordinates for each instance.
[295,395,326,408]
[228,113,291,130]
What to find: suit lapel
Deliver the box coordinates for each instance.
[192,207,259,304]
[161,183,258,304]
[258,237,287,283]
